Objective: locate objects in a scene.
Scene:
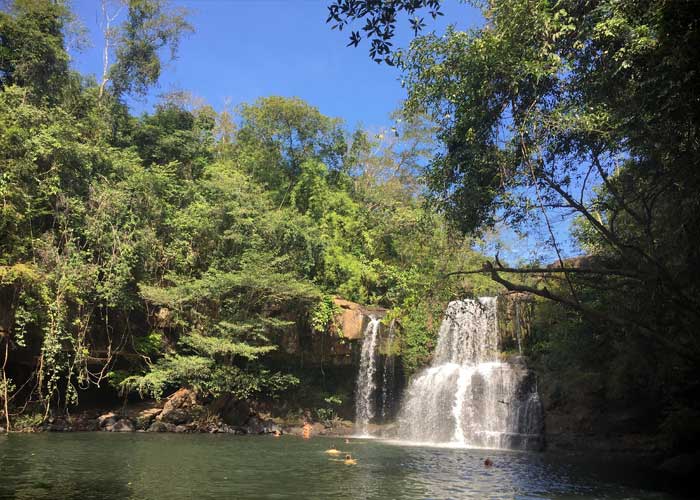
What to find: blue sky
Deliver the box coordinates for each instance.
[69,0,481,129]
[66,0,577,261]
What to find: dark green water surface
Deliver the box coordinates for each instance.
[0,433,682,499]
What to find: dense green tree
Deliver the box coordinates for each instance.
[400,0,700,359]
[235,96,347,193]
[121,173,319,398]
[0,0,491,429]
[130,100,215,179]
[330,0,700,444]
[0,0,69,102]
[99,0,192,99]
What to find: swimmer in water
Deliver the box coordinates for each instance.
[302,423,312,439]
[344,438,350,444]
[344,454,357,465]
[325,445,342,455]
[273,429,281,437]
[484,458,493,467]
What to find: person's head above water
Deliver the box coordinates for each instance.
[484,458,493,467]
[345,454,351,460]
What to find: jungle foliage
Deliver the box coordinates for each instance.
[0,0,492,429]
[331,0,700,446]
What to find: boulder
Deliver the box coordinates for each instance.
[147,421,176,433]
[111,419,135,432]
[244,416,277,435]
[161,408,191,425]
[135,408,162,430]
[97,412,117,430]
[200,422,223,434]
[71,416,99,432]
[209,395,251,427]
[208,423,242,434]
[46,417,71,432]
[159,388,203,425]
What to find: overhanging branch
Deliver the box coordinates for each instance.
[443,264,640,279]
[444,261,699,363]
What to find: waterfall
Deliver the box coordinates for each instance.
[398,298,543,450]
[380,320,396,422]
[355,316,381,436]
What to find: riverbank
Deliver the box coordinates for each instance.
[3,411,355,437]
[1,388,354,437]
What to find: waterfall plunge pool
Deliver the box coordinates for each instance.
[0,433,683,499]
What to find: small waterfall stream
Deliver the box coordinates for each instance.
[354,316,381,436]
[397,298,543,450]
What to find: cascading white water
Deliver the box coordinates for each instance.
[380,320,396,422]
[398,298,543,450]
[355,316,381,436]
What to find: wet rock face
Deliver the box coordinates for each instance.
[333,298,366,340]
[332,298,387,340]
[278,297,389,368]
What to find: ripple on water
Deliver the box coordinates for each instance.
[0,434,680,500]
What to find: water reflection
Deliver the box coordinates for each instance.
[0,434,679,500]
